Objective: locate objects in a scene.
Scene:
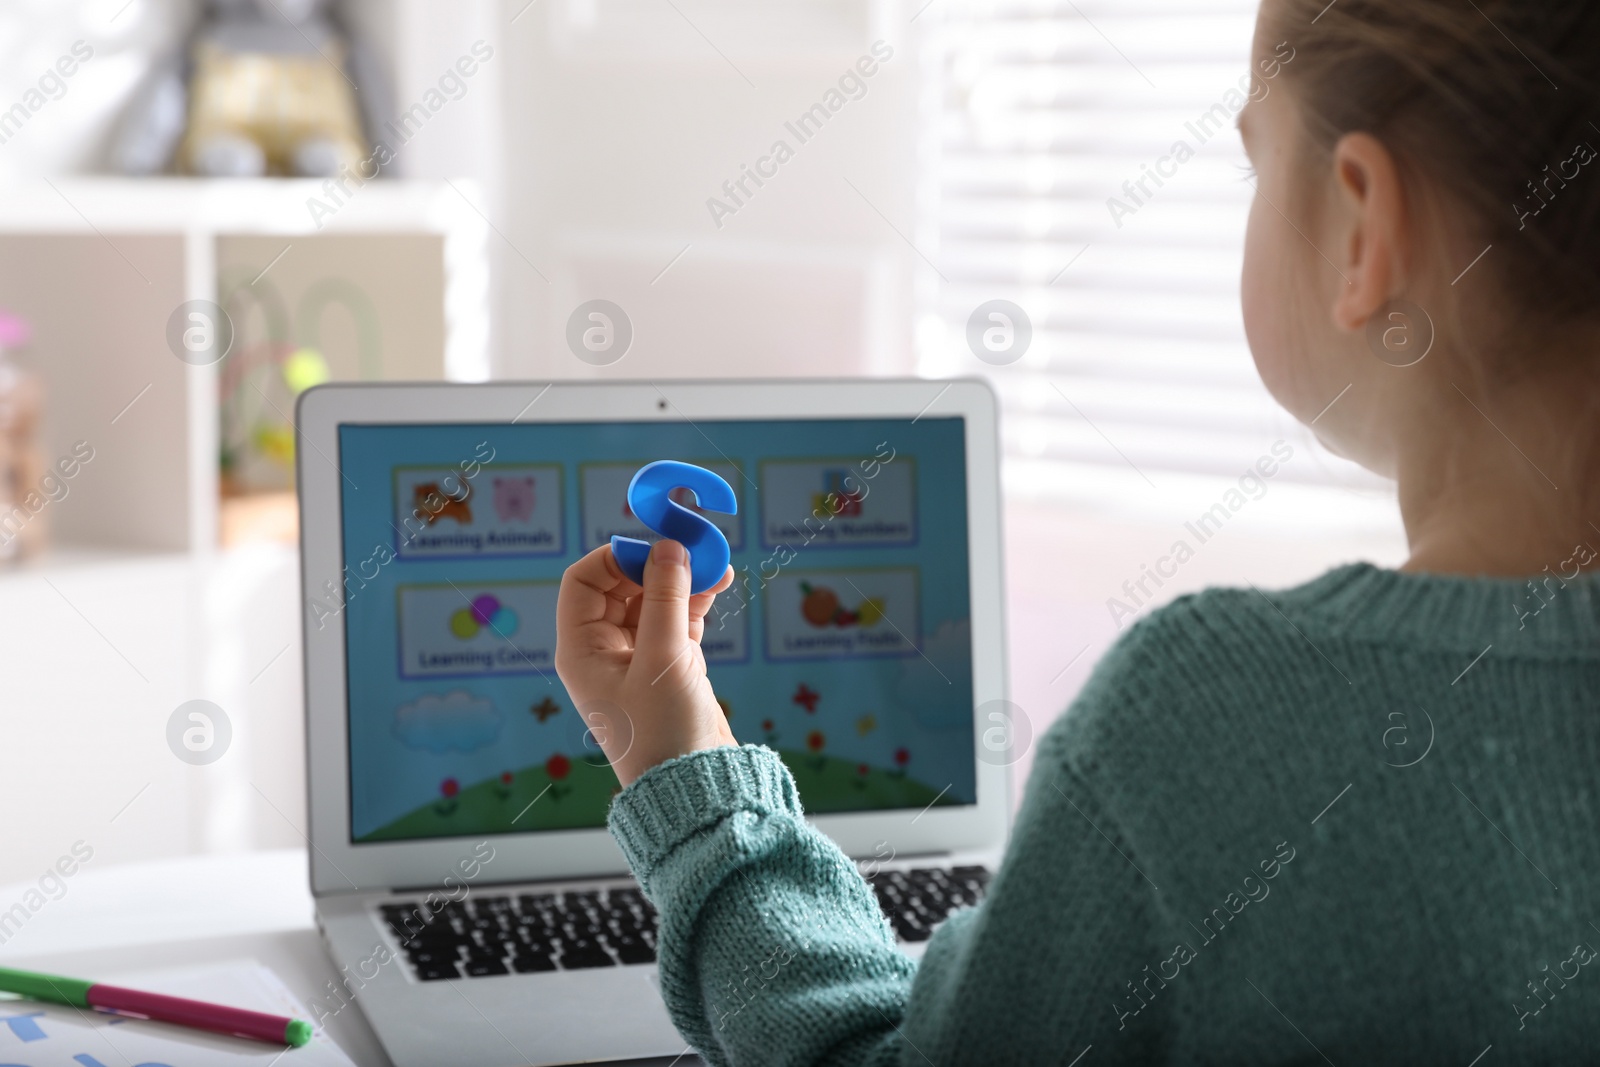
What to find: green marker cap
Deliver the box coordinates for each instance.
[0,967,93,1008]
[285,1018,313,1047]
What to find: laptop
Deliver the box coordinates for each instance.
[295,379,1011,1067]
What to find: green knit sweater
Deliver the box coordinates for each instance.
[608,564,1600,1065]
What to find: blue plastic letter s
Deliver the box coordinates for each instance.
[610,461,737,595]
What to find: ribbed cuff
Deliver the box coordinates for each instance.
[608,745,802,885]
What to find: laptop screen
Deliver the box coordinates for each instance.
[334,416,975,844]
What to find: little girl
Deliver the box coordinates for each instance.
[555,0,1600,1061]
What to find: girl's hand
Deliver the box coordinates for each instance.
[554,539,736,788]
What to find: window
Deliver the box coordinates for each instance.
[915,0,1395,529]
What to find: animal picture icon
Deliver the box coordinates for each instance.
[494,476,535,522]
[811,468,864,517]
[798,580,884,629]
[414,482,473,525]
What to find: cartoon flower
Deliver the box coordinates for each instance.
[854,763,870,790]
[546,753,573,800]
[806,730,827,771]
[761,718,780,748]
[435,777,460,816]
[891,747,911,779]
[495,770,514,799]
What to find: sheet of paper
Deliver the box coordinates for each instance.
[0,959,356,1066]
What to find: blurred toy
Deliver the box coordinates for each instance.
[112,0,393,177]
[217,271,373,496]
[0,312,47,562]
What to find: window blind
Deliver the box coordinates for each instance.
[915,0,1392,518]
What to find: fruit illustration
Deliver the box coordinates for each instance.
[798,581,885,629]
[800,582,840,626]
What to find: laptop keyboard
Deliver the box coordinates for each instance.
[866,866,991,943]
[381,864,990,981]
[381,887,658,980]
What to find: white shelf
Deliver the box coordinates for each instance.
[0,177,484,237]
[0,175,490,563]
[0,0,510,886]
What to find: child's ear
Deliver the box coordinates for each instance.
[1329,131,1407,334]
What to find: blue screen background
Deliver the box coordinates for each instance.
[336,417,974,842]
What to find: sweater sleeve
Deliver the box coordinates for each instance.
[608,733,1167,1066]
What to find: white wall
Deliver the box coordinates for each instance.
[0,0,1414,887]
[495,0,918,380]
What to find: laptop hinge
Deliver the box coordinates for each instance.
[384,871,639,896]
[854,848,952,864]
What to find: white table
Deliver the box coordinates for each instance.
[0,850,699,1066]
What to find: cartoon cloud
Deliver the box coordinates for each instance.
[393,691,503,753]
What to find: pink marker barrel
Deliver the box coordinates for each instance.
[86,983,311,1047]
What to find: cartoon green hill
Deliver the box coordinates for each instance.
[360,758,618,842]
[778,752,950,814]
[359,749,954,842]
